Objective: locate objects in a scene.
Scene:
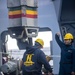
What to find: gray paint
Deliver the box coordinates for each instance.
[0,0,8,33]
[53,0,62,20]
[0,52,2,66]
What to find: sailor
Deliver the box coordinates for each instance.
[55,32,75,75]
[20,38,52,75]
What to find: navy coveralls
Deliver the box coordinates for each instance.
[55,34,75,75]
[22,46,52,75]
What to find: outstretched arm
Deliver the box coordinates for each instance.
[55,32,64,48]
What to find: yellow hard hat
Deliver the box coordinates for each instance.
[35,38,44,47]
[64,33,74,40]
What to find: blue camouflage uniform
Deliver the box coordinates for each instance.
[22,46,52,75]
[55,34,75,75]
